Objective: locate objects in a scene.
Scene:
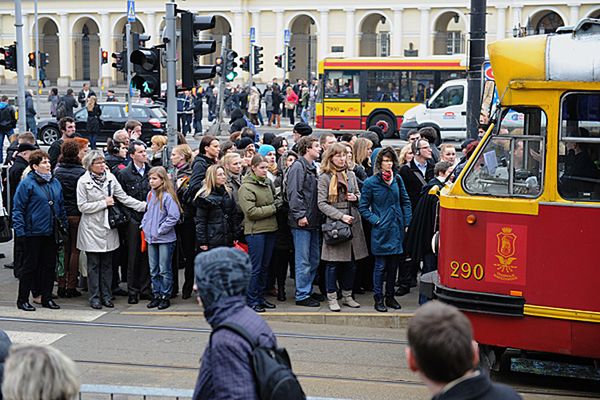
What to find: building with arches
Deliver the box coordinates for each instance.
[1,0,599,86]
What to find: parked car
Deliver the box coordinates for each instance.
[37,102,167,145]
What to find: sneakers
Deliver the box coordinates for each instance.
[296,297,320,307]
[327,292,341,312]
[147,297,161,309]
[158,298,170,310]
[252,304,266,313]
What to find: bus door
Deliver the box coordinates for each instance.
[322,70,362,130]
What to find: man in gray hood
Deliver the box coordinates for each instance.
[193,247,276,400]
[0,329,12,399]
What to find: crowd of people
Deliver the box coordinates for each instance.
[3,101,478,314]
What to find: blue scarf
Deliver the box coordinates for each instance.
[35,171,52,182]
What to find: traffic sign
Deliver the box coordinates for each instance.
[250,27,256,43]
[284,29,290,44]
[127,0,135,22]
[483,61,494,81]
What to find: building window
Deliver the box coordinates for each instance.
[379,32,390,57]
[446,31,464,55]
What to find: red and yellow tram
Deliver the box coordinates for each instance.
[436,19,600,365]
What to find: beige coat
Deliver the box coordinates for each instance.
[76,171,146,253]
[318,171,369,262]
[248,87,261,114]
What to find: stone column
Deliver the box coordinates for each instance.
[496,6,507,41]
[569,4,580,25]
[146,12,157,45]
[233,11,244,55]
[511,5,522,31]
[275,10,284,54]
[99,12,111,86]
[22,13,32,80]
[58,12,71,86]
[251,10,261,45]
[344,8,355,57]
[419,7,430,57]
[319,9,329,60]
[392,8,403,56]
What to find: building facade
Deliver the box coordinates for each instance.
[1,0,599,86]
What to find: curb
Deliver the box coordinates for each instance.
[121,311,414,329]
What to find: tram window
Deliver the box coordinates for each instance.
[366,71,400,102]
[324,71,360,98]
[463,107,546,198]
[558,93,600,201]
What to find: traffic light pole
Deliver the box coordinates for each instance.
[98,47,103,100]
[217,36,228,125]
[14,0,26,133]
[34,0,40,118]
[164,2,178,163]
[126,22,133,112]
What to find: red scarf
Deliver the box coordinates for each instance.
[381,170,393,184]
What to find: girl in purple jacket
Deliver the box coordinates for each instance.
[141,166,182,310]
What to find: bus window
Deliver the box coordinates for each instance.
[430,86,464,109]
[366,71,400,102]
[324,71,360,98]
[558,93,600,201]
[463,107,546,198]
[399,71,435,102]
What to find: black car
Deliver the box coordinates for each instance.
[37,102,167,145]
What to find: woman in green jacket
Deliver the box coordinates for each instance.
[238,155,281,313]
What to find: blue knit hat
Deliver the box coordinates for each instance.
[258,144,276,157]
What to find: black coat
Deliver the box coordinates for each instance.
[117,162,149,222]
[432,371,521,400]
[86,104,102,134]
[8,156,29,206]
[60,95,78,118]
[194,186,241,248]
[400,160,435,209]
[187,154,215,202]
[105,154,128,175]
[405,178,444,260]
[54,162,86,216]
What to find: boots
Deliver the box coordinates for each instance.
[277,285,286,302]
[374,295,387,312]
[341,290,360,308]
[385,296,401,310]
[327,292,341,312]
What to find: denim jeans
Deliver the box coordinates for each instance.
[325,261,356,293]
[246,233,277,307]
[26,116,37,135]
[291,228,321,301]
[373,255,401,299]
[148,242,175,298]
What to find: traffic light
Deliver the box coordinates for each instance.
[180,11,217,89]
[28,52,36,68]
[274,54,283,69]
[215,56,223,76]
[111,51,127,73]
[130,47,161,98]
[0,44,17,72]
[239,55,250,72]
[101,49,109,64]
[40,52,49,67]
[131,33,151,52]
[286,46,296,71]
[224,49,238,82]
[250,45,263,75]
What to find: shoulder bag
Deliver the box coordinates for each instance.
[321,201,353,245]
[107,181,130,229]
[43,186,67,246]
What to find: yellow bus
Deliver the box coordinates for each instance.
[315,57,467,138]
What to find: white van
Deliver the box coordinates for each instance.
[399,79,468,143]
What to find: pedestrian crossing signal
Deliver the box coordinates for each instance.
[28,52,36,68]
[101,50,109,64]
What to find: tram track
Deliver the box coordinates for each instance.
[75,358,600,398]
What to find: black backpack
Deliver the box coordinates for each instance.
[56,98,67,120]
[211,322,306,400]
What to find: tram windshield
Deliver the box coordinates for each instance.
[463,107,546,198]
[558,92,600,201]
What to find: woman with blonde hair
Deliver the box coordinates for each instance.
[318,143,368,311]
[141,166,181,310]
[341,142,367,189]
[353,137,374,176]
[398,143,414,166]
[85,95,101,149]
[2,344,79,400]
[170,144,195,299]
[150,135,168,167]
[439,143,458,166]
[194,164,241,252]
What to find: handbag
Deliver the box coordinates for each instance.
[285,100,295,110]
[0,207,12,243]
[321,201,353,245]
[107,181,130,229]
[43,187,67,246]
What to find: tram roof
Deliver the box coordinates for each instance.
[489,18,600,94]
[318,56,467,73]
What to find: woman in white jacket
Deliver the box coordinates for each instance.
[77,150,146,309]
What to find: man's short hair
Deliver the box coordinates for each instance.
[0,95,8,102]
[124,120,142,132]
[240,127,256,142]
[407,301,474,383]
[296,136,318,156]
[418,127,438,144]
[340,133,355,143]
[66,88,74,96]
[17,132,36,145]
[113,129,128,143]
[128,140,146,155]
[407,129,420,139]
[434,161,453,177]
[319,133,335,146]
[58,117,75,133]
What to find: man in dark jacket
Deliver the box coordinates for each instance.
[193,247,277,400]
[407,301,522,400]
[58,89,78,118]
[117,140,151,304]
[48,117,76,169]
[286,136,323,307]
[0,96,16,163]
[77,83,95,108]
[25,90,37,136]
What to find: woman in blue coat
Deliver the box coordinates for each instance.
[12,150,67,311]
[359,147,412,312]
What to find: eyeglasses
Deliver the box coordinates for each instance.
[418,146,431,150]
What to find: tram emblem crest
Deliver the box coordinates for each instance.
[485,224,527,285]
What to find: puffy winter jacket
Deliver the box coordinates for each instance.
[12,172,67,238]
[187,154,215,202]
[237,173,278,235]
[194,186,241,248]
[54,162,86,216]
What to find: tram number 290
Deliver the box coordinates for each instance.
[449,261,484,281]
